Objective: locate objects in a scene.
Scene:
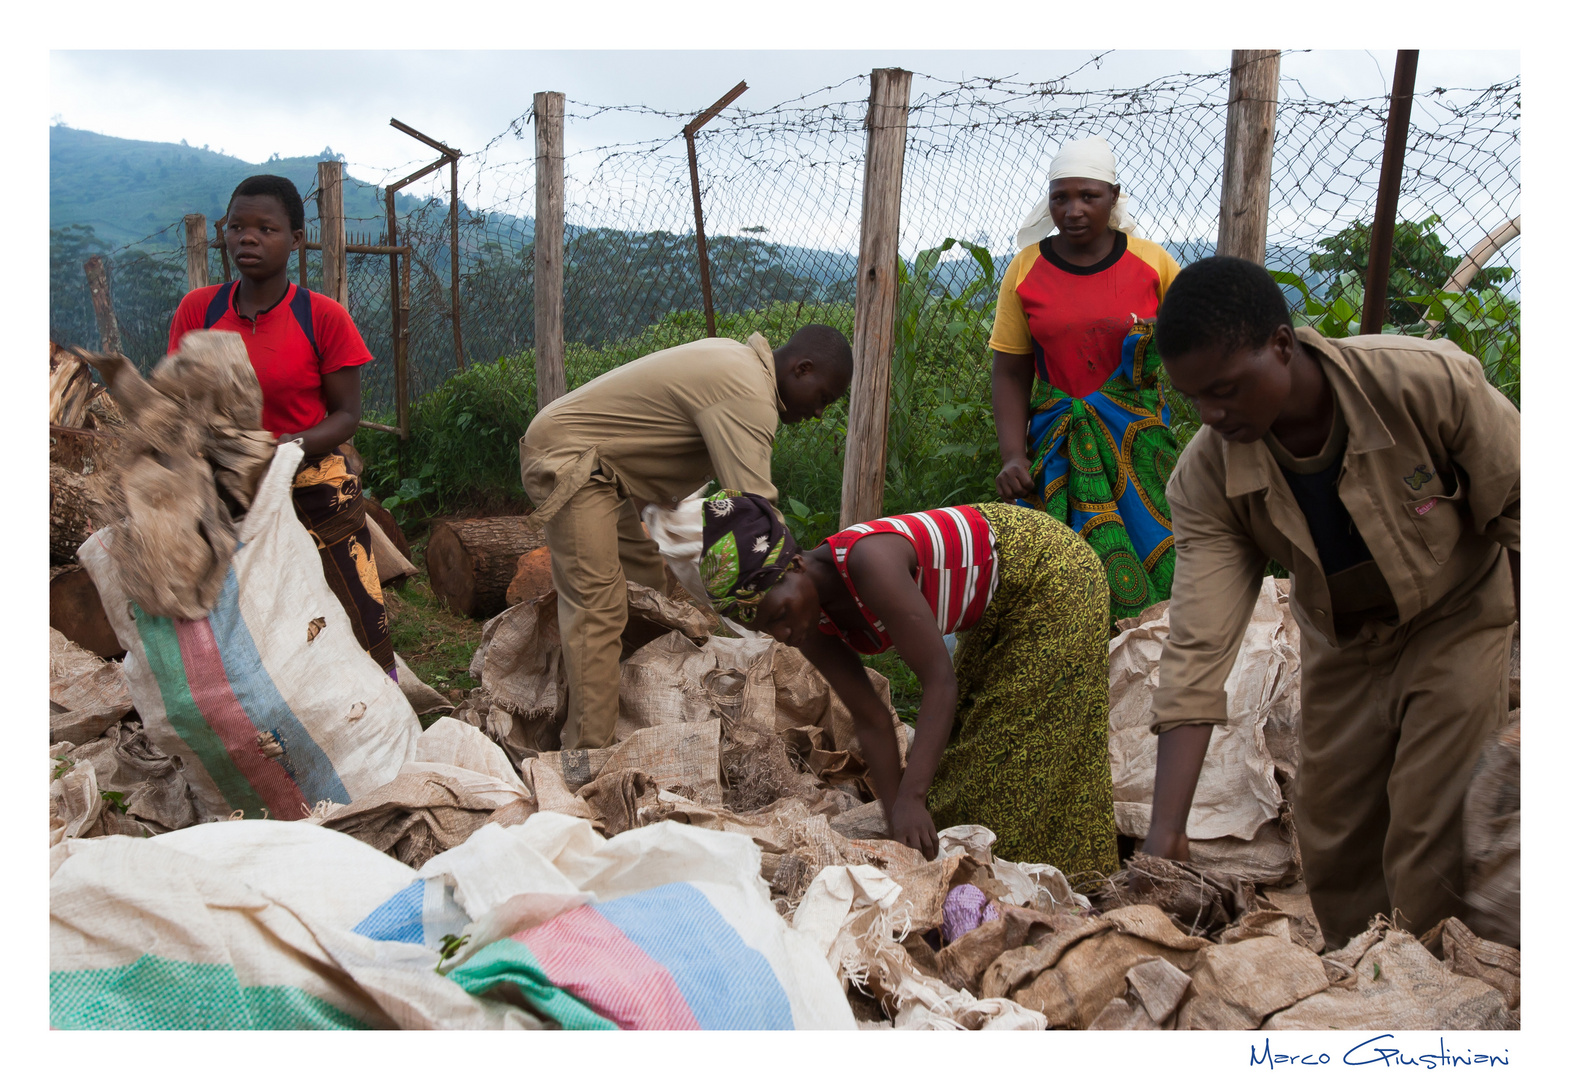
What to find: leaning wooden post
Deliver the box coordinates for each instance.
[318,160,348,305]
[183,214,209,291]
[533,91,567,409]
[839,67,912,530]
[1216,50,1281,264]
[1362,50,1420,333]
[683,80,749,338]
[83,255,122,355]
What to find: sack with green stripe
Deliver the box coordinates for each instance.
[78,441,422,822]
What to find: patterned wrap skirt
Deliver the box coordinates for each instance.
[291,452,395,676]
[926,502,1118,880]
[1020,324,1178,625]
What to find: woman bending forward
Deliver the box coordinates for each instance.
[699,491,1117,878]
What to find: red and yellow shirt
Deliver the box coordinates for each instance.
[988,231,1180,399]
[169,283,373,438]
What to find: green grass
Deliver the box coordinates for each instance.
[383,567,484,697]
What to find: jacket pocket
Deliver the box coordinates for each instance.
[1406,483,1469,566]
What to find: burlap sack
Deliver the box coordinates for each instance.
[1089,956,1195,1029]
[1422,916,1520,1014]
[49,628,133,745]
[982,904,1210,1029]
[50,719,203,844]
[1108,578,1300,880]
[537,718,724,804]
[1176,934,1330,1029]
[1263,920,1515,1030]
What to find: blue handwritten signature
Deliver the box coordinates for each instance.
[1250,1035,1509,1069]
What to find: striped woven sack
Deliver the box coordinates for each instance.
[78,441,421,822]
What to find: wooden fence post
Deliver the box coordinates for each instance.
[533,91,567,409]
[318,160,348,305]
[1363,50,1420,332]
[183,214,209,291]
[83,255,122,354]
[1217,50,1281,264]
[839,68,912,530]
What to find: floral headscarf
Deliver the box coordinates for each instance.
[699,489,800,621]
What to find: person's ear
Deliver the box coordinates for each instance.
[291,228,305,252]
[793,357,815,380]
[1270,324,1296,364]
[786,552,806,573]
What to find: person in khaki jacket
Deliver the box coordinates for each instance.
[1141,256,1519,949]
[520,325,853,751]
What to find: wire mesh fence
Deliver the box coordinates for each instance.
[50,57,1519,529]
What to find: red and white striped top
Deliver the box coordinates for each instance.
[817,505,1000,655]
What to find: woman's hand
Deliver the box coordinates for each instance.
[888,794,940,860]
[1138,827,1190,863]
[996,455,1035,500]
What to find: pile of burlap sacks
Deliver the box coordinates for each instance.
[49,447,1521,1029]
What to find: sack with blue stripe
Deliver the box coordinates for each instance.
[78,440,422,822]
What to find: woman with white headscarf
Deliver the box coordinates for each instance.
[988,135,1185,625]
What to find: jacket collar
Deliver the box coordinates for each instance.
[1222,326,1396,497]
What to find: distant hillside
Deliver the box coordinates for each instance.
[49,124,533,248]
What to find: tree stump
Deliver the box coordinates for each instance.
[426,516,546,619]
[50,565,124,658]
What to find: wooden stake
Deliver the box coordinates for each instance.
[183,214,209,291]
[318,160,348,305]
[82,255,122,355]
[1363,50,1420,333]
[683,80,748,338]
[450,155,466,370]
[839,68,912,530]
[1217,50,1281,265]
[534,91,567,409]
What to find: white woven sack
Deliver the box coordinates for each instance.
[78,441,421,822]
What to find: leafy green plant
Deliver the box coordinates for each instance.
[1308,214,1513,327]
[100,790,129,813]
[435,933,471,975]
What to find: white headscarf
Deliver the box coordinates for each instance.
[1015,135,1138,251]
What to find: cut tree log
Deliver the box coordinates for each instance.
[425,516,546,619]
[505,546,554,607]
[50,463,114,565]
[50,564,124,658]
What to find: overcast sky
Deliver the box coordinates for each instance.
[50,49,1518,186]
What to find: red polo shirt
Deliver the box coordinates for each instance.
[168,283,373,438]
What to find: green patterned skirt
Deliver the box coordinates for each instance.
[1022,326,1178,625]
[926,502,1118,880]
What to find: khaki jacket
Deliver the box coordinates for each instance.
[519,333,783,523]
[1151,327,1520,731]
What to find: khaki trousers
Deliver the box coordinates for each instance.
[1295,548,1514,950]
[528,475,668,750]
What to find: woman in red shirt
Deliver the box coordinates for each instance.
[699,491,1116,879]
[168,175,393,676]
[991,136,1183,626]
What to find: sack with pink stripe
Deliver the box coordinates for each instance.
[78,441,421,822]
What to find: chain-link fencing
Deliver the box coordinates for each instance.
[49,57,1519,535]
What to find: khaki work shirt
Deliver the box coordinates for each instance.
[520,333,783,523]
[1151,327,1520,732]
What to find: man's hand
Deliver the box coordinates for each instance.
[995,455,1035,500]
[888,795,940,861]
